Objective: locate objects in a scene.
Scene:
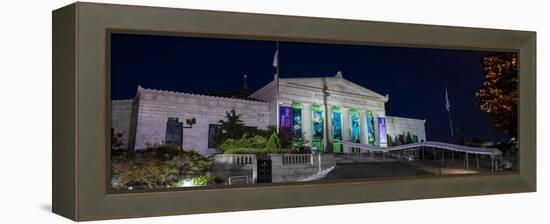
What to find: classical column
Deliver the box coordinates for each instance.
[359,109,368,146]
[342,107,350,142]
[325,104,332,153]
[302,103,313,147]
[373,112,380,146]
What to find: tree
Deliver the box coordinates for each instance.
[111,131,124,150]
[476,53,518,138]
[405,132,413,144]
[387,134,394,146]
[218,109,245,139]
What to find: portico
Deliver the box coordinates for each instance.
[112,72,426,155]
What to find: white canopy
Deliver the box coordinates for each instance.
[342,141,502,156]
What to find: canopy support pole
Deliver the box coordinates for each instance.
[491,155,495,173]
[476,153,480,170]
[451,151,454,166]
[466,153,469,170]
[422,146,430,160]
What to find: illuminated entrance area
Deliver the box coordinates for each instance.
[332,106,343,153]
[366,111,375,145]
[350,109,361,152]
[311,104,325,152]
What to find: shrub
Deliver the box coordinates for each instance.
[257,126,293,149]
[170,175,220,187]
[218,135,267,152]
[111,144,212,190]
[266,132,282,150]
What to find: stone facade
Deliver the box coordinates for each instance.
[111,100,133,149]
[112,73,427,154]
[120,86,270,155]
[386,116,427,144]
[249,76,389,149]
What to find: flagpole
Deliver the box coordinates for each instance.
[446,87,455,143]
[448,107,454,142]
[275,42,280,134]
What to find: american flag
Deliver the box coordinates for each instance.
[272,49,278,68]
[445,88,451,112]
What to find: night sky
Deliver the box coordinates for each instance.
[111,33,509,143]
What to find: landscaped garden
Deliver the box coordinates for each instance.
[111,109,300,190]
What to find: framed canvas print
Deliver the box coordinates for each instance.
[52,2,536,221]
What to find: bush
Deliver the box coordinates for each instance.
[266,132,282,150]
[111,144,212,190]
[170,175,219,187]
[219,135,284,154]
[218,135,267,152]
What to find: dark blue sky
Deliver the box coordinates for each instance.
[111,33,508,143]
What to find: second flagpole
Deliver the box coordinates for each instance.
[275,42,280,134]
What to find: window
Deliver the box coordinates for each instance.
[412,135,419,143]
[165,117,183,148]
[208,124,222,148]
[244,126,258,137]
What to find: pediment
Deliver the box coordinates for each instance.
[280,77,388,101]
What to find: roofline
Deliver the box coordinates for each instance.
[137,85,268,104]
[386,115,427,123]
[279,76,389,101]
[249,80,275,99]
[111,99,133,103]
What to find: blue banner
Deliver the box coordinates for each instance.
[378,116,387,147]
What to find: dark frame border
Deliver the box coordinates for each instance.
[53,2,536,221]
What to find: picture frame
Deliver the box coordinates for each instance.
[52,2,536,221]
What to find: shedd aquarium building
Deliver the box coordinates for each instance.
[112,72,427,155]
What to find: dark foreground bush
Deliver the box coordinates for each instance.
[111,144,212,190]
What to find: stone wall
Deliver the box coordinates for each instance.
[212,154,336,184]
[385,116,427,143]
[212,154,256,184]
[133,86,271,155]
[111,100,133,149]
[270,154,335,183]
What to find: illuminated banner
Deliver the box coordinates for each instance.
[312,110,324,139]
[311,104,324,151]
[279,106,292,132]
[350,109,361,143]
[292,108,303,138]
[332,106,343,153]
[378,116,388,147]
[366,111,375,145]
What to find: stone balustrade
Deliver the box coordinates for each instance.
[282,154,313,165]
[212,153,336,184]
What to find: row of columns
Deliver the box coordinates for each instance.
[284,103,381,151]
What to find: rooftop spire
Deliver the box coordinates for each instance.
[240,74,249,91]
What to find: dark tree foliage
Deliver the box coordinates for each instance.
[111,131,124,150]
[476,53,518,138]
[405,132,413,144]
[387,134,394,146]
[218,109,245,139]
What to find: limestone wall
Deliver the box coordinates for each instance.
[385,116,427,143]
[212,154,336,184]
[212,154,256,184]
[133,86,270,155]
[111,100,133,149]
[270,154,335,183]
